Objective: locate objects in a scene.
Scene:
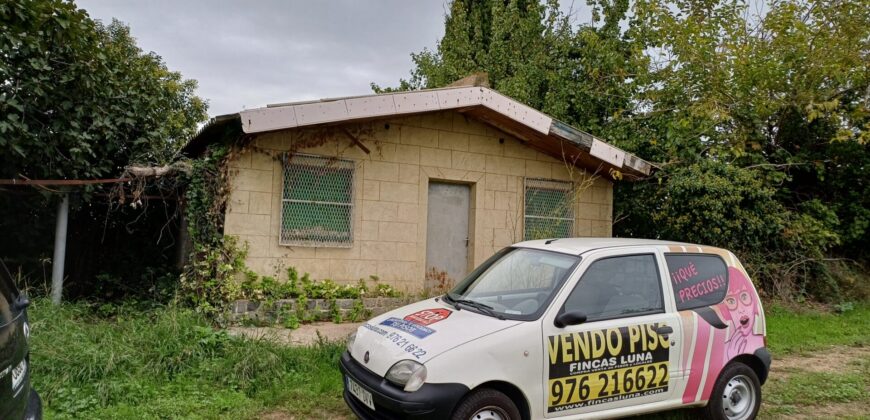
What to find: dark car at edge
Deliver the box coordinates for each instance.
[0,260,42,420]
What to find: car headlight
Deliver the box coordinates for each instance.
[346,332,356,353]
[385,360,427,392]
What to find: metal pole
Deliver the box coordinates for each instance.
[51,193,69,305]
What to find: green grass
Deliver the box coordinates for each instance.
[765,303,870,355]
[28,299,347,419]
[28,300,870,419]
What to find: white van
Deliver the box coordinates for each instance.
[340,238,770,420]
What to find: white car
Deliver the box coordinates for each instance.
[341,238,770,420]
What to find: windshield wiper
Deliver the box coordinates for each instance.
[447,295,504,320]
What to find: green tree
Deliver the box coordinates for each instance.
[617,0,869,298]
[0,0,207,300]
[391,0,869,300]
[0,0,207,180]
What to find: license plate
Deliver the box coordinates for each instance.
[346,376,375,411]
[11,359,26,391]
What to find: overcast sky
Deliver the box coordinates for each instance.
[77,1,591,118]
[76,0,450,117]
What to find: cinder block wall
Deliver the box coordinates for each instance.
[223,111,613,291]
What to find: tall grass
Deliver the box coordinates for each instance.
[27,299,347,419]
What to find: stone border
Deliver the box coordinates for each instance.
[230,297,414,324]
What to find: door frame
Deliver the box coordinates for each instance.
[417,170,484,284]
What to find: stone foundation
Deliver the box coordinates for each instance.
[230,297,413,324]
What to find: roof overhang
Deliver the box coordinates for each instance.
[184,86,655,180]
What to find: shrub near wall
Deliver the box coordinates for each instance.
[231,268,408,328]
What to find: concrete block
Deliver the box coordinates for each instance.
[525,160,552,179]
[231,168,273,193]
[361,241,398,260]
[362,200,398,222]
[452,113,488,135]
[237,235,271,258]
[481,210,507,229]
[225,213,270,236]
[378,221,417,242]
[256,132,290,150]
[398,164,420,185]
[438,131,469,151]
[503,138,531,159]
[420,111,454,130]
[358,220,379,241]
[395,242,417,262]
[329,260,378,282]
[380,182,418,204]
[493,191,517,211]
[485,174,507,191]
[485,155,525,176]
[367,142,394,162]
[396,203,418,223]
[228,190,250,214]
[483,190,495,209]
[451,151,486,171]
[251,151,276,170]
[249,192,272,215]
[400,126,439,148]
[229,150,252,168]
[468,135,504,156]
[362,180,380,200]
[315,245,360,260]
[364,161,399,182]
[419,147,452,168]
[395,144,421,164]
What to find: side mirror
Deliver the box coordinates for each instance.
[554,311,587,328]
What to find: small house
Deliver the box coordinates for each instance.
[184,84,653,291]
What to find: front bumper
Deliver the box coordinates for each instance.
[339,352,468,420]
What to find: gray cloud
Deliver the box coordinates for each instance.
[77,0,449,117]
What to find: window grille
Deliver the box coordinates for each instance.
[524,178,574,240]
[281,154,355,247]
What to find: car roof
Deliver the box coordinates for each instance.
[513,237,714,255]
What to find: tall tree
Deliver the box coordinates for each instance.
[0,0,207,181]
[0,0,207,299]
[390,0,869,300]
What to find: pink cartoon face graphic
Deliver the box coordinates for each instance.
[720,267,761,359]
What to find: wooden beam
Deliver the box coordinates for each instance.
[342,128,371,154]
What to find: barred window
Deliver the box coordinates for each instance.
[524,178,574,240]
[281,154,355,247]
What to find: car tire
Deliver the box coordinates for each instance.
[702,362,762,420]
[451,388,522,420]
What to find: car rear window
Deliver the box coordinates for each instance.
[665,254,728,310]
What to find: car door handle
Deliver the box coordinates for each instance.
[657,326,673,335]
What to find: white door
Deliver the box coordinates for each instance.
[541,248,683,417]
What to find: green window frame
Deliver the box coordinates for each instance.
[281,154,355,247]
[524,178,574,240]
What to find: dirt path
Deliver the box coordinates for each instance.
[760,345,870,419]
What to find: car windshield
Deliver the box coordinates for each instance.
[446,247,580,320]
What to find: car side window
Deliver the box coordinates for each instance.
[562,254,664,322]
[665,253,729,310]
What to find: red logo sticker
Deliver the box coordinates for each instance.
[404,309,452,326]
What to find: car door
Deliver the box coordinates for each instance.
[541,248,683,417]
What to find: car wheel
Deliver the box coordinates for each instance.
[451,388,521,420]
[702,362,761,420]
